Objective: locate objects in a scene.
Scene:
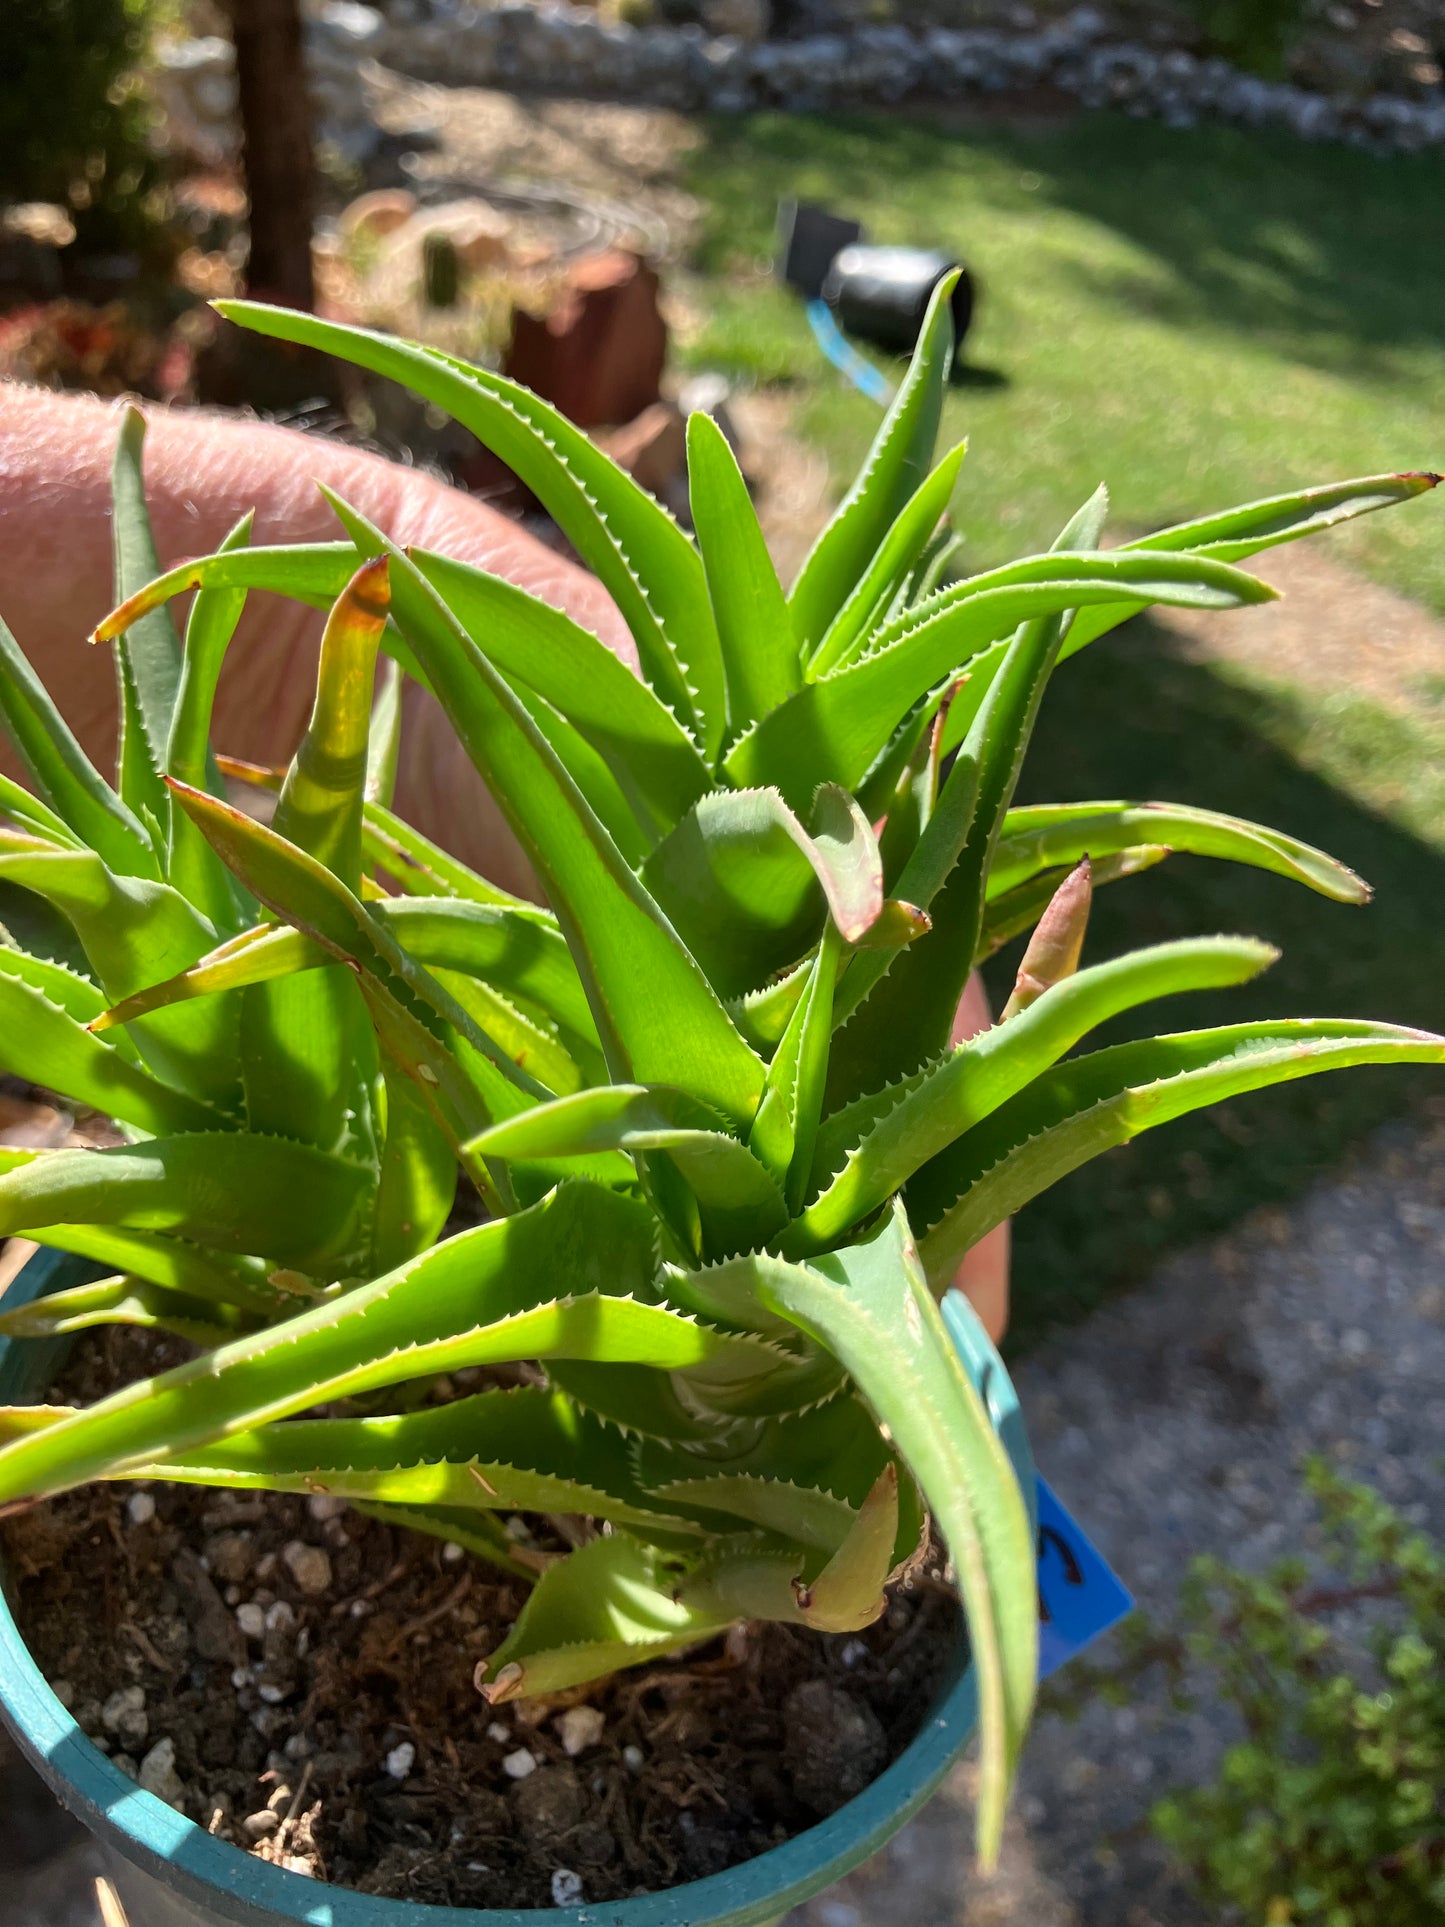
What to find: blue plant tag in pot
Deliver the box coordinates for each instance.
[1034,1477,1133,1679]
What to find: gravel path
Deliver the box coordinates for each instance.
[5,1105,1441,1926]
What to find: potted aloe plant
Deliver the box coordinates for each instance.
[0,281,1440,1925]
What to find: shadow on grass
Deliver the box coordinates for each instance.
[983,617,1445,1354]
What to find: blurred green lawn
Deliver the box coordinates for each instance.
[681,109,1445,1348]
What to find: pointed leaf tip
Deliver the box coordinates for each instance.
[1001,855,1094,1020]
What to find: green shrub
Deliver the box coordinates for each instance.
[0,0,162,248]
[1154,1462,1445,1925]
[1185,0,1309,79]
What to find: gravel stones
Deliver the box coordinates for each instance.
[136,1737,184,1805]
[157,6,1445,160]
[281,1541,333,1598]
[781,1681,887,1816]
[172,1548,244,1666]
[555,1706,605,1757]
[100,1686,148,1750]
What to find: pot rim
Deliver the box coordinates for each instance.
[0,1243,1032,1927]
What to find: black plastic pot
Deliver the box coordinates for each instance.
[821,246,975,356]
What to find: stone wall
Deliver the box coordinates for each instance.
[155,1,1445,162]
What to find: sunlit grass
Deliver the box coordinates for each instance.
[681,110,1445,612]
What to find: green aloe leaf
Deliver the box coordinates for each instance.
[0,841,241,1108]
[990,801,1370,905]
[0,966,224,1138]
[165,511,255,934]
[272,556,390,893]
[790,935,1278,1256]
[0,1132,373,1273]
[322,495,766,1127]
[239,558,394,1157]
[366,655,403,809]
[789,274,957,654]
[132,1387,696,1533]
[513,683,651,868]
[0,1276,248,1348]
[467,1085,789,1259]
[98,898,600,1074]
[827,596,1073,1103]
[930,475,1440,766]
[477,1532,733,1703]
[687,410,799,741]
[0,1182,782,1503]
[749,925,843,1213]
[912,1021,1445,1286]
[697,1204,1035,1871]
[362,801,531,907]
[16,1220,276,1308]
[215,301,726,754]
[165,780,543,1208]
[1060,470,1439,663]
[727,551,1274,810]
[109,409,183,832]
[0,613,155,877]
[415,548,713,841]
[370,1063,456,1274]
[0,774,81,850]
[94,534,709,844]
[808,439,969,678]
[0,943,109,1027]
[641,785,882,999]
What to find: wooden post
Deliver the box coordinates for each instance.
[221,0,316,311]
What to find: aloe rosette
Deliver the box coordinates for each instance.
[0,283,1440,1865]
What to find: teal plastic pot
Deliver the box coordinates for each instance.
[0,1244,1035,1927]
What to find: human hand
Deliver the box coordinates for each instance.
[0,383,1008,1336]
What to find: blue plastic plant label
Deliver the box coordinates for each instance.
[1034,1476,1133,1679]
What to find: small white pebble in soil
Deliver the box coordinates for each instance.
[235,1603,266,1640]
[385,1741,417,1781]
[622,1745,645,1773]
[502,1516,531,1542]
[137,1737,184,1806]
[502,1747,537,1780]
[349,1599,369,1619]
[242,1810,279,1841]
[555,1706,605,1757]
[551,1869,584,1907]
[281,1856,313,1877]
[281,1540,333,1597]
[306,1492,346,1521]
[284,1733,314,1761]
[486,1721,510,1743]
[101,1685,148,1747]
[442,1541,466,1564]
[839,1638,869,1668]
[230,1668,251,1691]
[257,1684,286,1706]
[265,1600,297,1634]
[126,1491,156,1527]
[50,1678,75,1709]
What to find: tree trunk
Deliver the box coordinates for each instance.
[222,0,315,311]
